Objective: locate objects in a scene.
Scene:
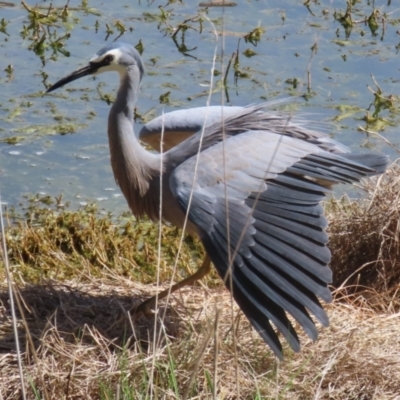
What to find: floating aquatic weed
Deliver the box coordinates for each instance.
[334,2,353,38]
[20,0,72,65]
[0,17,8,35]
[243,27,264,46]
[4,64,13,80]
[242,48,257,58]
[159,91,171,105]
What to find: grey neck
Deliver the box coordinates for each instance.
[111,67,139,121]
[107,67,161,219]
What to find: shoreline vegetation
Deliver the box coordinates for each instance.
[1,1,400,398]
[1,162,400,399]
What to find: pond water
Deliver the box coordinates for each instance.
[0,0,399,214]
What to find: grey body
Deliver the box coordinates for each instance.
[47,42,388,359]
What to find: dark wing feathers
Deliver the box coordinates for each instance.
[254,216,331,264]
[250,200,327,230]
[251,238,332,304]
[170,129,388,359]
[234,265,303,349]
[287,156,372,183]
[260,174,330,203]
[339,153,388,174]
[202,233,292,356]
[204,232,303,354]
[175,188,215,233]
[212,198,256,260]
[241,253,324,337]
[252,209,328,245]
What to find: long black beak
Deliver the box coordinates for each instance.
[46,62,100,93]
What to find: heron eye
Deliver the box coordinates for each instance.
[104,55,114,63]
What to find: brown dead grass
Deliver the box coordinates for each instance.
[1,162,400,399]
[0,280,399,399]
[327,161,400,309]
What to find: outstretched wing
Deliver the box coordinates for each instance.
[139,106,243,152]
[140,101,351,154]
[169,130,388,358]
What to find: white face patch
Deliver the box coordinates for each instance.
[89,48,126,77]
[90,48,124,64]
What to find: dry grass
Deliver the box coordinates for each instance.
[1,163,400,399]
[1,281,399,399]
[327,160,400,310]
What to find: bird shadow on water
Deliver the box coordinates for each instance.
[0,282,183,354]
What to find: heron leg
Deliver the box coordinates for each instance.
[132,255,211,316]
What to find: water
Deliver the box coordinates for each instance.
[0,0,399,213]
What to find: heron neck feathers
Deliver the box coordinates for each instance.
[108,68,161,219]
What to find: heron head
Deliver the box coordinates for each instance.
[46,42,144,93]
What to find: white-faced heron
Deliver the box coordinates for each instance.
[46,42,388,359]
